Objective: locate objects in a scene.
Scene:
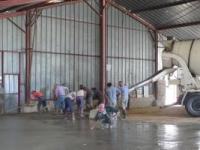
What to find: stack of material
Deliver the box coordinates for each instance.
[156,80,166,107]
[22,101,38,113]
[129,87,155,108]
[46,101,55,111]
[136,88,143,98]
[129,95,155,108]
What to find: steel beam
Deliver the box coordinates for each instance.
[7,18,26,33]
[82,0,101,16]
[99,0,107,97]
[158,21,200,30]
[110,1,156,31]
[132,0,198,13]
[25,11,32,103]
[0,11,26,19]
[148,30,156,41]
[0,0,46,8]
[30,9,42,27]
[17,0,81,11]
[0,0,80,19]
[104,0,112,9]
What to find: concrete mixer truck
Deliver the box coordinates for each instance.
[129,39,200,117]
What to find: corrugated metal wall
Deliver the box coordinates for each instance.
[0,16,26,109]
[31,1,100,99]
[0,1,156,102]
[107,6,156,92]
[0,16,25,76]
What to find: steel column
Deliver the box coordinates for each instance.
[1,52,4,88]
[25,11,32,103]
[18,75,21,113]
[154,32,158,100]
[99,0,107,96]
[155,32,158,72]
[18,53,21,113]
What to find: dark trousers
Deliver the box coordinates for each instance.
[37,99,47,111]
[64,97,73,113]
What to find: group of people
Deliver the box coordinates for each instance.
[106,81,129,118]
[31,81,129,120]
[90,81,129,129]
[53,84,92,119]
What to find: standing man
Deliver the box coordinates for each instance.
[106,82,117,108]
[91,87,103,107]
[83,85,93,111]
[118,81,129,118]
[54,84,68,113]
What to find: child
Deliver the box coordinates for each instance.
[90,99,112,130]
[64,91,76,120]
[31,90,48,112]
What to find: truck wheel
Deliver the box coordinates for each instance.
[185,94,200,117]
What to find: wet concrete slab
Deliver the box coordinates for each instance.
[0,114,200,150]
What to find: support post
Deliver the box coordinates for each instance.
[99,0,107,97]
[25,11,32,103]
[1,51,4,88]
[18,75,21,113]
[154,31,158,100]
[18,53,21,112]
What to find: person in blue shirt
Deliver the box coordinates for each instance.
[118,81,129,118]
[106,82,118,108]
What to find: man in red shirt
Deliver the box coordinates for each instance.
[31,90,48,112]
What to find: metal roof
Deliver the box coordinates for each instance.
[0,0,47,12]
[0,0,200,40]
[114,0,200,40]
[0,0,78,13]
[160,24,200,40]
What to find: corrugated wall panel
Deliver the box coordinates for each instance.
[107,6,156,94]
[0,1,156,101]
[0,15,26,107]
[0,16,25,51]
[31,1,100,99]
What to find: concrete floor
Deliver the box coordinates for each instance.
[1,113,200,150]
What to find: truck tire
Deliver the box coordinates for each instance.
[185,94,200,117]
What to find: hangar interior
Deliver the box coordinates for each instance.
[1,0,200,149]
[0,0,199,112]
[0,0,158,112]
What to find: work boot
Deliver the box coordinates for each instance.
[45,107,48,112]
[72,113,75,121]
[122,109,127,119]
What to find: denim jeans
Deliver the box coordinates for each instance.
[64,97,74,113]
[55,95,65,110]
[108,100,117,108]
